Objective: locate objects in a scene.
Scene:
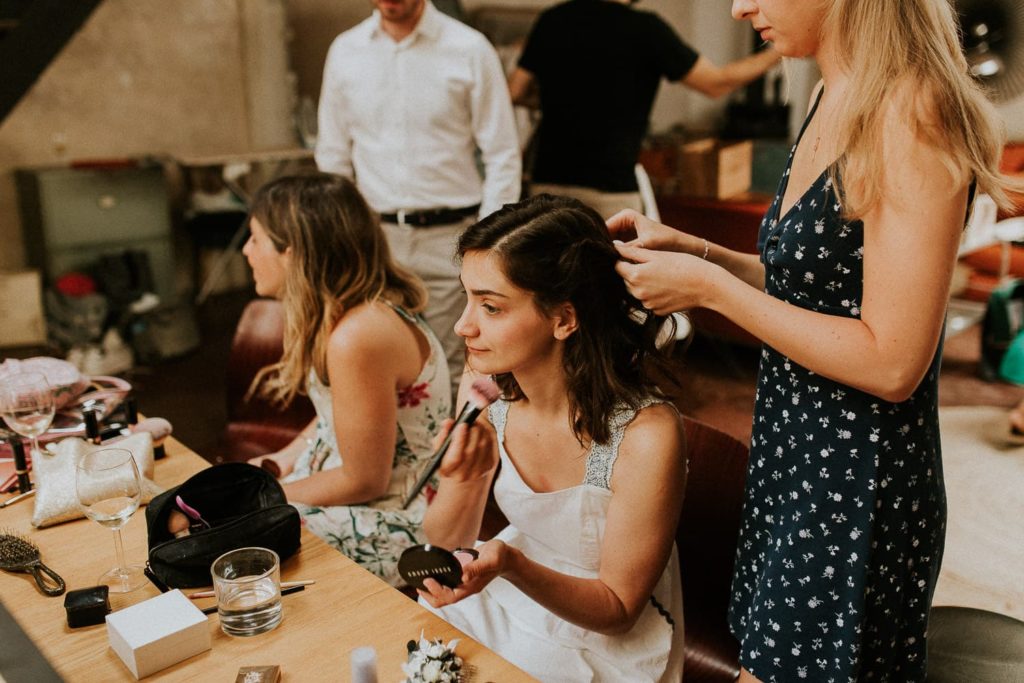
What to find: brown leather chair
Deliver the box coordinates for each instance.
[678,415,750,682]
[217,298,315,463]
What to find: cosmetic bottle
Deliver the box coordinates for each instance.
[11,438,31,493]
[350,647,378,683]
[84,409,102,445]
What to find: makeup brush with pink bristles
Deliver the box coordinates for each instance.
[402,377,500,508]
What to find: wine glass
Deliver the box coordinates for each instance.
[75,448,147,593]
[0,371,55,458]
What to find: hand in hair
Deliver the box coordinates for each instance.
[606,209,689,253]
[614,242,715,316]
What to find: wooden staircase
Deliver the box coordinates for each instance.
[0,0,104,122]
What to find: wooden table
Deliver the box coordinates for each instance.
[0,438,533,682]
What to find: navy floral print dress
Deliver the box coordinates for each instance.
[727,93,947,682]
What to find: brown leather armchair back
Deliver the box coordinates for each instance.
[678,415,750,682]
[218,298,315,462]
[479,413,750,682]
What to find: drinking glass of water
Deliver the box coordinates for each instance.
[76,447,147,593]
[0,371,55,458]
[211,547,283,637]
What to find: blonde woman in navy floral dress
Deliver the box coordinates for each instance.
[611,1,1023,680]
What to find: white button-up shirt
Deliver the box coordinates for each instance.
[315,2,521,218]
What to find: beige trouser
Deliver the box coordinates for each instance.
[529,183,643,220]
[382,216,474,409]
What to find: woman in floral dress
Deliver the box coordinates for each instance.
[611,0,1021,680]
[245,173,451,586]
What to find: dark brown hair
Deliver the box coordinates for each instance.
[458,194,679,444]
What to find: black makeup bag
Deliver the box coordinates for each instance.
[145,462,301,588]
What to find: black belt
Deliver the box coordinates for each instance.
[379,204,480,227]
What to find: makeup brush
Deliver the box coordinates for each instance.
[0,489,35,509]
[402,378,500,508]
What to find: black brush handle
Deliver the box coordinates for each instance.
[402,403,484,508]
[28,560,66,596]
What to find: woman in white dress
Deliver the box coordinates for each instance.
[419,194,687,682]
[244,173,451,586]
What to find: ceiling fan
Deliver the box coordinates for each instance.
[957,0,1024,102]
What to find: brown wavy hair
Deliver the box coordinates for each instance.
[248,172,426,406]
[458,194,680,445]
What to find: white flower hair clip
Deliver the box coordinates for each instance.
[401,631,466,683]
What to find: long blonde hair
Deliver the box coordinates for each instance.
[248,173,426,406]
[825,0,1022,217]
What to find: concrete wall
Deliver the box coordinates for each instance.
[0,0,294,270]
[2,0,1021,270]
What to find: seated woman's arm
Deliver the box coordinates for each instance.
[281,307,410,507]
[421,403,687,635]
[421,369,499,549]
[248,419,317,478]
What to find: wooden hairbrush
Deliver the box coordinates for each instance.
[0,529,66,596]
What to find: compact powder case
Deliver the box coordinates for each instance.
[398,544,463,590]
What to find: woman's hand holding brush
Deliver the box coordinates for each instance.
[402,377,500,507]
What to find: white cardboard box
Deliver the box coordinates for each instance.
[106,589,211,679]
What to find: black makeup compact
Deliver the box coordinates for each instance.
[398,544,475,590]
[64,585,111,628]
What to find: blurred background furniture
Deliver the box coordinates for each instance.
[216,298,314,462]
[927,606,1024,682]
[676,415,750,682]
[15,159,178,303]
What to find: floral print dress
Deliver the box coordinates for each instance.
[727,91,947,681]
[283,304,452,586]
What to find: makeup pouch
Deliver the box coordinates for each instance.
[144,462,301,588]
[32,432,162,529]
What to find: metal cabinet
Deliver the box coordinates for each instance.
[15,163,177,302]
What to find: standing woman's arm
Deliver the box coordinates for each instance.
[617,85,966,402]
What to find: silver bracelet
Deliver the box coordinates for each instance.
[702,238,710,260]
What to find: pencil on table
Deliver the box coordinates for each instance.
[188,579,315,599]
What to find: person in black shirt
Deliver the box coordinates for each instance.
[509,0,780,218]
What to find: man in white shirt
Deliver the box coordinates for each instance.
[316,0,521,399]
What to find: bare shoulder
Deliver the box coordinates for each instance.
[327,301,411,363]
[875,77,952,153]
[616,402,686,471]
[876,79,967,201]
